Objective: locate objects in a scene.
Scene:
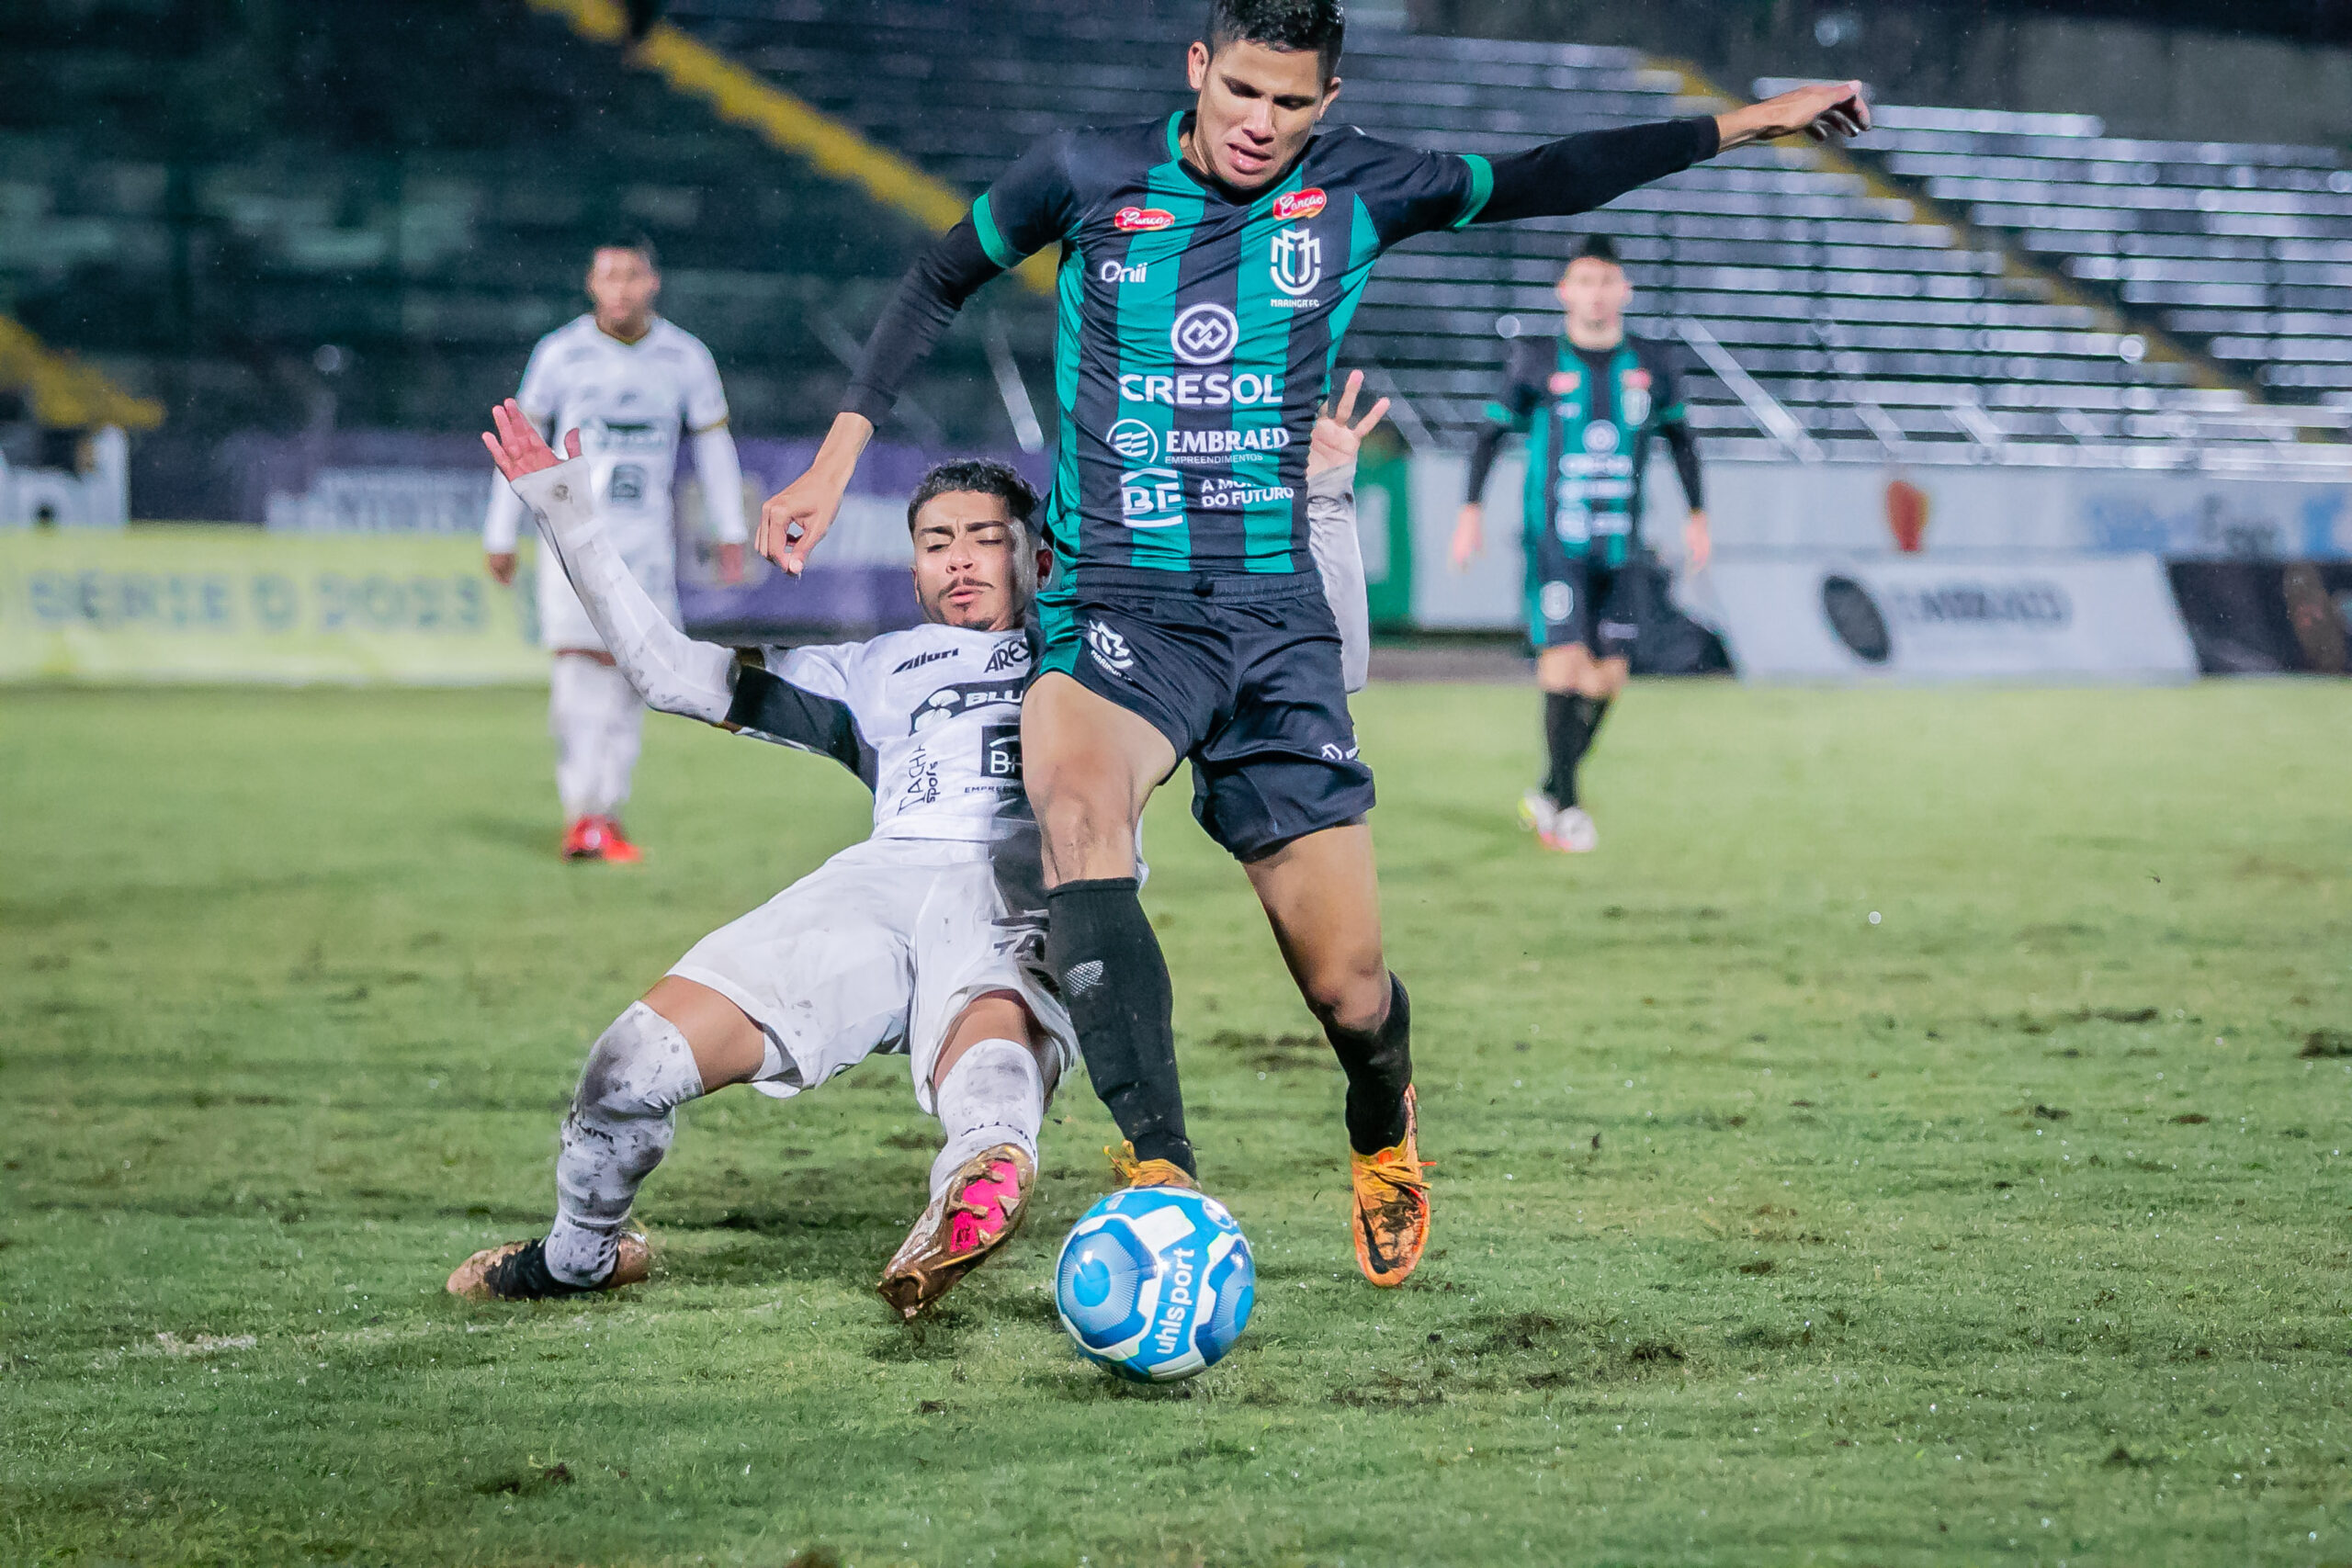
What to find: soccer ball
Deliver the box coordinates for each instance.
[1053,1187,1255,1382]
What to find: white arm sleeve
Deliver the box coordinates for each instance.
[1306,459,1370,694]
[510,457,736,725]
[691,425,749,544]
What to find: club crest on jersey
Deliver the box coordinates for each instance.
[1273,187,1328,222]
[1622,386,1653,425]
[1270,227,1322,299]
[1170,303,1239,366]
[1114,207,1176,232]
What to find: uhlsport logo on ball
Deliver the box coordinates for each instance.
[1054,1188,1255,1382]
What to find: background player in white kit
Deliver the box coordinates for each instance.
[481,238,750,863]
[447,387,1382,1315]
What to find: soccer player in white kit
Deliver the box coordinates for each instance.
[448,387,1383,1316]
[481,239,750,863]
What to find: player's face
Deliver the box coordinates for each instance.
[910,492,1038,631]
[586,248,661,340]
[1556,257,1632,339]
[1185,38,1339,191]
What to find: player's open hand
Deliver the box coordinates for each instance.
[1718,80,1871,150]
[481,400,580,481]
[1308,369,1391,479]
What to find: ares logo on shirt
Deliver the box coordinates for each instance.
[1114,207,1176,232]
[1270,227,1322,299]
[982,637,1032,674]
[1170,303,1239,366]
[1118,468,1186,529]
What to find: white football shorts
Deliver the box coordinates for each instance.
[536,523,680,653]
[666,834,1076,1113]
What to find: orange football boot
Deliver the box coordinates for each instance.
[1107,1141,1198,1191]
[1350,1086,1430,1287]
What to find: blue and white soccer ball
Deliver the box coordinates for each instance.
[1053,1187,1255,1382]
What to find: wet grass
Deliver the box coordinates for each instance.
[3,680,2348,1565]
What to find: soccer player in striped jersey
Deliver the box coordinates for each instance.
[757,0,1869,1287]
[1452,233,1710,853]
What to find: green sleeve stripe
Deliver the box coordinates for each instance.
[1451,153,1495,231]
[971,194,1022,271]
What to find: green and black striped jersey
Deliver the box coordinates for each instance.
[847,112,1718,584]
[1467,332,1704,570]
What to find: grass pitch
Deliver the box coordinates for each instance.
[5,678,2348,1567]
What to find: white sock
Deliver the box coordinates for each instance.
[549,655,639,819]
[596,674,645,818]
[928,1038,1045,1198]
[545,1002,707,1286]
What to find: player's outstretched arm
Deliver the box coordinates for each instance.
[1715,80,1871,151]
[762,136,1074,576]
[481,400,737,726]
[1306,371,1390,694]
[1453,82,1868,232]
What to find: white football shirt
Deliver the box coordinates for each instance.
[486,314,729,554]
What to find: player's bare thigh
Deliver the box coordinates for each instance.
[1535,643,1627,699]
[1244,821,1390,1036]
[1021,671,1176,886]
[639,976,1046,1098]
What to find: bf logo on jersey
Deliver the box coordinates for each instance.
[1118,468,1185,529]
[1170,303,1238,366]
[1270,227,1322,298]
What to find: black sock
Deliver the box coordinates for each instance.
[1325,974,1413,1155]
[1543,692,1589,808]
[1044,877,1193,1176]
[1577,694,1611,757]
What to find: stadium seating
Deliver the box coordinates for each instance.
[0,0,1012,512]
[673,0,2352,472]
[5,0,2345,491]
[1849,99,2352,413]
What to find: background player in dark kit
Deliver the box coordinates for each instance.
[1453,233,1709,853]
[756,0,1869,1286]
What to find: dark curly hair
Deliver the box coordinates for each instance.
[905,458,1039,536]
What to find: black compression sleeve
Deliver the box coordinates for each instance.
[841,220,1005,425]
[1474,118,1720,227]
[1663,421,1705,511]
[724,663,874,784]
[1464,422,1510,502]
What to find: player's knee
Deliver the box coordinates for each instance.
[1302,954,1392,1037]
[574,1001,706,1122]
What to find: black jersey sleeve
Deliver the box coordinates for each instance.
[1642,343,1705,512]
[1464,337,1548,502]
[842,134,1079,425]
[1467,118,1720,229]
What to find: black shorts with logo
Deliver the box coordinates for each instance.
[1035,568,1374,863]
[1526,555,1648,660]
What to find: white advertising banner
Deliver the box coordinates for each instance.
[1704,554,2198,683]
